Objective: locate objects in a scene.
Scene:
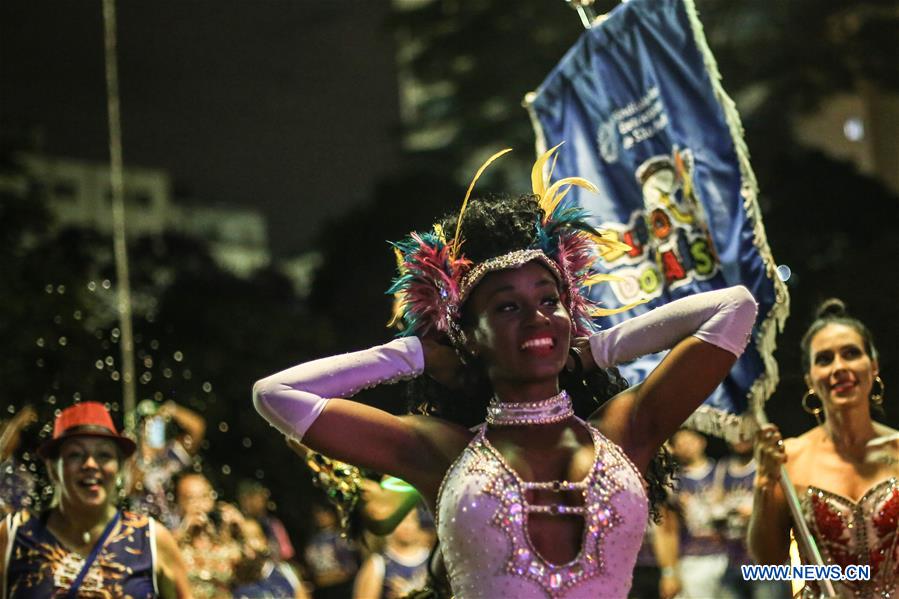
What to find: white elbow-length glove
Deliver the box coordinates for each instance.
[253,337,424,441]
[588,285,758,368]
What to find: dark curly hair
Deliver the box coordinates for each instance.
[800,298,879,373]
[406,194,676,521]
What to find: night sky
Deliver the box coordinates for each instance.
[1,0,401,256]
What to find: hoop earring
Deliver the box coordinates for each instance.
[802,389,824,426]
[871,376,886,407]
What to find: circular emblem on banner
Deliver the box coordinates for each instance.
[597,119,618,164]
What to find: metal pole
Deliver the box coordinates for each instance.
[101,0,137,435]
[565,0,598,29]
[753,412,837,597]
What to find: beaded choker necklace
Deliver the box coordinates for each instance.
[486,391,573,426]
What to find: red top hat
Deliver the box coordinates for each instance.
[37,402,136,459]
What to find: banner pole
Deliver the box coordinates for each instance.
[564,0,598,29]
[753,411,837,598]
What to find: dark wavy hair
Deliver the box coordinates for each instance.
[406,194,676,521]
[800,298,879,373]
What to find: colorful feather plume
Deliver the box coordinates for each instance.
[388,143,642,343]
[530,143,646,334]
[388,231,470,339]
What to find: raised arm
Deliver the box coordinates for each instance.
[253,338,469,498]
[587,286,757,468]
[0,405,37,460]
[747,424,792,565]
[159,401,206,456]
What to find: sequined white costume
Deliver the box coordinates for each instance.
[437,419,648,599]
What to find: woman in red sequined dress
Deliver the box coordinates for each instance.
[749,299,896,597]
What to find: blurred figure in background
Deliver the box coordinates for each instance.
[669,428,728,598]
[130,400,206,529]
[716,440,791,599]
[0,401,190,598]
[353,507,432,599]
[173,472,265,599]
[286,439,433,598]
[233,517,310,599]
[238,479,297,563]
[0,405,37,517]
[629,503,681,599]
[303,503,360,599]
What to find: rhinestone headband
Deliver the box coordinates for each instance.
[458,249,563,303]
[485,390,574,427]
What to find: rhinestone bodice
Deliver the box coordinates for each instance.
[436,419,648,598]
[801,478,899,598]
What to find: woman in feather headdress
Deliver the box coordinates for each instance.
[253,146,757,599]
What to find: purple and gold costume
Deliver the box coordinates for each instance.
[3,510,157,599]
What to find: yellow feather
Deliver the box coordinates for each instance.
[531,142,564,199]
[590,298,648,317]
[551,182,572,211]
[387,247,408,328]
[452,148,513,260]
[386,293,406,329]
[548,153,560,188]
[583,272,625,287]
[542,177,598,216]
[589,232,633,253]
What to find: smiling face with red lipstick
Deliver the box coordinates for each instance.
[806,323,879,412]
[461,260,572,402]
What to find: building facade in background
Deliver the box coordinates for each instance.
[8,152,270,277]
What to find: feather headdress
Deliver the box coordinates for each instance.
[388,143,637,344]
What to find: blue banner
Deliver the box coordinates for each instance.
[526,0,788,440]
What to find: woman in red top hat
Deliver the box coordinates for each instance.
[0,401,192,598]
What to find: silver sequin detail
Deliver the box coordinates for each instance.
[437,419,644,598]
[459,249,563,302]
[486,391,574,427]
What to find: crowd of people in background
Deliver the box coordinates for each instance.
[0,389,890,598]
[0,400,438,599]
[629,430,793,599]
[0,297,889,598]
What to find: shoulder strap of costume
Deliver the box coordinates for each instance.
[64,511,121,599]
[2,512,24,599]
[148,517,159,596]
